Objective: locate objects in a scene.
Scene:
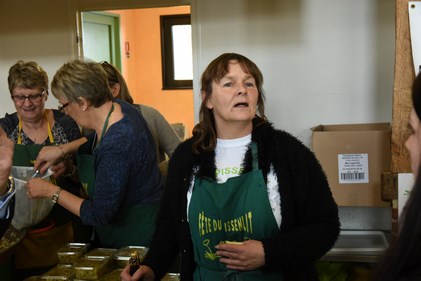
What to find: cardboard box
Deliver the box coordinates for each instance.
[312,123,391,207]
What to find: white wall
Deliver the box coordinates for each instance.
[191,0,395,146]
[0,0,395,148]
[0,0,72,115]
[0,0,189,118]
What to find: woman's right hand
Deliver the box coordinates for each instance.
[120,264,155,281]
[34,146,63,174]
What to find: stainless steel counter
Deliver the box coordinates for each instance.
[321,230,389,263]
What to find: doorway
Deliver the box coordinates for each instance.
[77,6,194,136]
[81,12,122,70]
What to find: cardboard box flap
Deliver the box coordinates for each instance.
[312,123,391,133]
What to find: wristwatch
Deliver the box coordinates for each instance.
[52,188,62,204]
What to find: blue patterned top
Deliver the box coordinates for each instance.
[0,110,82,145]
[79,99,163,226]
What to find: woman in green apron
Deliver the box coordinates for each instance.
[122,53,340,281]
[0,60,84,279]
[26,59,163,249]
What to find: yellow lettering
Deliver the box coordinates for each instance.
[248,211,253,234]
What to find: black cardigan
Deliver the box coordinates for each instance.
[142,120,340,281]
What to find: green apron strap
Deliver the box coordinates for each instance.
[250,143,258,171]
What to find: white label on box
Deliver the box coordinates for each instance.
[338,154,369,184]
[398,173,414,218]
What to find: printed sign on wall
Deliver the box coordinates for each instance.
[409,2,421,75]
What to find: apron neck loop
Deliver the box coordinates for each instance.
[18,110,54,144]
[251,142,259,171]
[97,102,114,146]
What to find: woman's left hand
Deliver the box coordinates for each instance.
[216,239,265,271]
[26,178,56,199]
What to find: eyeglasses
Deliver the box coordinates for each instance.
[11,90,45,104]
[58,102,70,112]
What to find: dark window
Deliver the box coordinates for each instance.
[160,14,193,90]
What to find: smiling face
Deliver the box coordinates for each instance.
[205,61,258,138]
[12,87,47,122]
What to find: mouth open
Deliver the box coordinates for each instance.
[234,102,249,107]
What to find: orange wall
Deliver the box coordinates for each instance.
[109,6,193,137]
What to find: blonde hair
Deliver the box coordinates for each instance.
[51,59,113,107]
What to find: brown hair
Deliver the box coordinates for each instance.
[8,60,49,94]
[192,53,267,154]
[101,61,134,104]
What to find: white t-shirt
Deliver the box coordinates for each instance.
[187,135,282,227]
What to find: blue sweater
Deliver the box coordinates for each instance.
[80,99,163,226]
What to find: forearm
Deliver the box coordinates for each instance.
[26,179,82,217]
[61,137,87,155]
[56,189,83,217]
[35,137,88,173]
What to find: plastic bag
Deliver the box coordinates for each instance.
[10,166,54,230]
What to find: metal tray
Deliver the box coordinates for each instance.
[330,230,389,252]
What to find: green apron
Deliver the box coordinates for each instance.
[77,135,96,197]
[13,113,75,268]
[14,113,80,225]
[188,143,283,281]
[13,112,55,167]
[77,103,159,248]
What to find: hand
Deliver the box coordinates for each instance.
[49,161,66,178]
[216,240,266,271]
[26,178,56,199]
[0,128,13,195]
[34,146,62,174]
[121,264,155,281]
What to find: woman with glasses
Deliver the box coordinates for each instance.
[0,60,84,279]
[26,59,163,250]
[100,61,181,178]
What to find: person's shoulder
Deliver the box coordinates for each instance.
[171,138,193,157]
[137,104,166,120]
[0,112,18,132]
[138,104,159,114]
[116,100,144,124]
[0,112,18,122]
[253,120,312,158]
[168,138,196,170]
[254,120,302,145]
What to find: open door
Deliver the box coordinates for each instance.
[81,12,122,70]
